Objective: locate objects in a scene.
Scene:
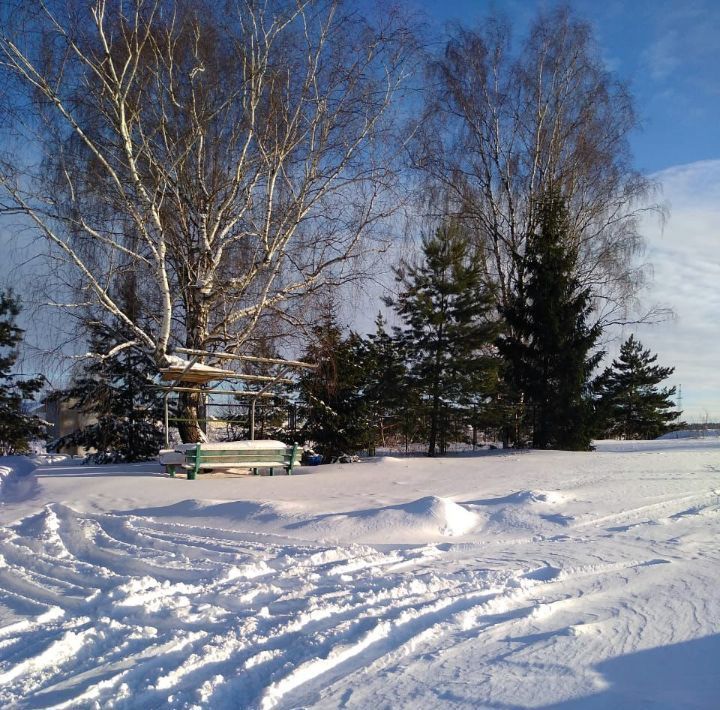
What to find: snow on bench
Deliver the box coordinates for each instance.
[159,440,301,479]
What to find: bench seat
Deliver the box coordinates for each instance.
[161,441,300,479]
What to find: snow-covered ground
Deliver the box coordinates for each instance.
[1,439,719,709]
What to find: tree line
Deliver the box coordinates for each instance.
[0,269,680,458]
[296,199,680,460]
[0,1,682,456]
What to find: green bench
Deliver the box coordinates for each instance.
[160,441,301,480]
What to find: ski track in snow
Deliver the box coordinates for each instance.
[0,444,719,708]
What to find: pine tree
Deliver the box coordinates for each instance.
[297,309,372,460]
[498,192,602,450]
[54,317,166,462]
[594,335,681,439]
[389,223,499,456]
[0,290,45,454]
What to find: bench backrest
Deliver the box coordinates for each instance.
[184,444,300,467]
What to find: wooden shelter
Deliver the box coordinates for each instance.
[158,347,316,446]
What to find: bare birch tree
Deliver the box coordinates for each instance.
[0,0,416,440]
[412,7,659,325]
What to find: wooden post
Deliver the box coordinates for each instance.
[250,398,257,440]
[163,392,171,447]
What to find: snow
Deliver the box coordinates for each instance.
[170,440,290,452]
[163,355,236,376]
[1,439,719,708]
[658,428,720,439]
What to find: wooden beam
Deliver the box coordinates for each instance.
[157,386,279,398]
[175,346,317,370]
[160,369,293,385]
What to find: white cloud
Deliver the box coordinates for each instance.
[627,159,720,422]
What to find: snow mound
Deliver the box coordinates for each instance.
[464,489,576,536]
[396,496,480,536]
[0,456,40,498]
[294,496,481,543]
[127,498,293,525]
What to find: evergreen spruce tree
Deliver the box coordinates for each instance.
[0,290,45,454]
[297,309,372,460]
[594,335,681,439]
[389,223,499,456]
[55,274,164,462]
[498,192,602,450]
[55,317,165,462]
[359,313,409,454]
